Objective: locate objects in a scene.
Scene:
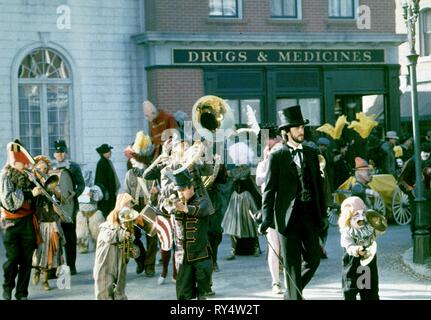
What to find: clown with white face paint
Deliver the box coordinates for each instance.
[338,196,386,300]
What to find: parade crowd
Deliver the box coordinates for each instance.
[1,98,431,301]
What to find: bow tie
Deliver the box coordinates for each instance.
[288,146,303,156]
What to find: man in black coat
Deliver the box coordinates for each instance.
[260,105,326,300]
[94,144,121,218]
[52,140,85,275]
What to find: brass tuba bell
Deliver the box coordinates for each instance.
[365,209,388,232]
[192,95,236,142]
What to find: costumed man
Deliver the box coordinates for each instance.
[398,142,431,234]
[51,139,85,275]
[339,196,387,300]
[143,100,179,159]
[379,131,399,176]
[0,141,41,300]
[31,155,66,291]
[259,105,326,300]
[350,157,380,208]
[123,131,159,276]
[255,125,285,294]
[94,143,121,218]
[93,193,138,300]
[165,167,212,300]
[76,184,105,253]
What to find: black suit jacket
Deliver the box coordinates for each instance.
[261,144,326,235]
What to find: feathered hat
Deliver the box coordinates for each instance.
[316,115,348,140]
[124,131,154,163]
[347,112,378,139]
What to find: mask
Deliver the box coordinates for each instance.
[351,210,366,229]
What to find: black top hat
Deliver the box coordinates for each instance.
[278,105,309,130]
[96,144,113,154]
[166,167,193,191]
[54,140,68,153]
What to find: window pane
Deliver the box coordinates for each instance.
[271,0,283,16]
[47,85,70,156]
[329,0,339,17]
[276,98,320,126]
[224,0,237,16]
[425,34,431,56]
[18,48,69,79]
[209,0,223,16]
[19,85,41,156]
[240,99,261,126]
[284,0,296,16]
[426,11,431,32]
[340,0,353,17]
[226,99,240,124]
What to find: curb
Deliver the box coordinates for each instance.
[402,247,431,280]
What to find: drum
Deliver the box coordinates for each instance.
[139,204,161,237]
[48,168,75,222]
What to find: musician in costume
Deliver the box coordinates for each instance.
[0,141,41,300]
[165,167,212,300]
[143,100,179,159]
[339,196,386,300]
[260,105,326,300]
[350,157,380,208]
[52,139,85,275]
[123,131,158,276]
[31,155,66,291]
[93,193,138,300]
[76,184,105,253]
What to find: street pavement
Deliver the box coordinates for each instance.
[0,223,430,300]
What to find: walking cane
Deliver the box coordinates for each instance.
[248,210,304,300]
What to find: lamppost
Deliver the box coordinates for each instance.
[401,0,431,264]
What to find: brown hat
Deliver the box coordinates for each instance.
[355,157,369,170]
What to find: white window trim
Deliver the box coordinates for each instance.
[420,7,431,57]
[270,0,303,20]
[328,0,358,20]
[209,0,243,19]
[11,42,83,163]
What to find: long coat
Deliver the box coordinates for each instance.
[95,157,120,217]
[261,144,326,235]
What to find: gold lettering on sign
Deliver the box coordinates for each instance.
[278,51,291,62]
[340,51,350,62]
[238,51,247,62]
[363,51,372,62]
[202,52,212,62]
[304,51,314,62]
[188,51,199,62]
[226,51,236,62]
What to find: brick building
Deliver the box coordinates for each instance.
[136,0,405,136]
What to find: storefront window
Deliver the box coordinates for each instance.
[271,0,299,18]
[18,48,71,157]
[328,0,355,19]
[209,0,239,17]
[276,98,321,126]
[225,99,261,128]
[421,9,431,56]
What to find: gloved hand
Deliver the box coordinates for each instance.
[258,220,271,235]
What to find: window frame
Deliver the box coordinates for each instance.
[16,48,73,157]
[420,8,431,57]
[209,0,241,19]
[328,0,356,19]
[270,0,301,19]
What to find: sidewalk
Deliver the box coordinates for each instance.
[402,247,431,280]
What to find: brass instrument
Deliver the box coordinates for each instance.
[118,209,141,264]
[24,168,72,223]
[366,209,388,232]
[192,95,236,143]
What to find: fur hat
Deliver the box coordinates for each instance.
[54,140,68,153]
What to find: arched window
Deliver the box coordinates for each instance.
[18,48,71,157]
